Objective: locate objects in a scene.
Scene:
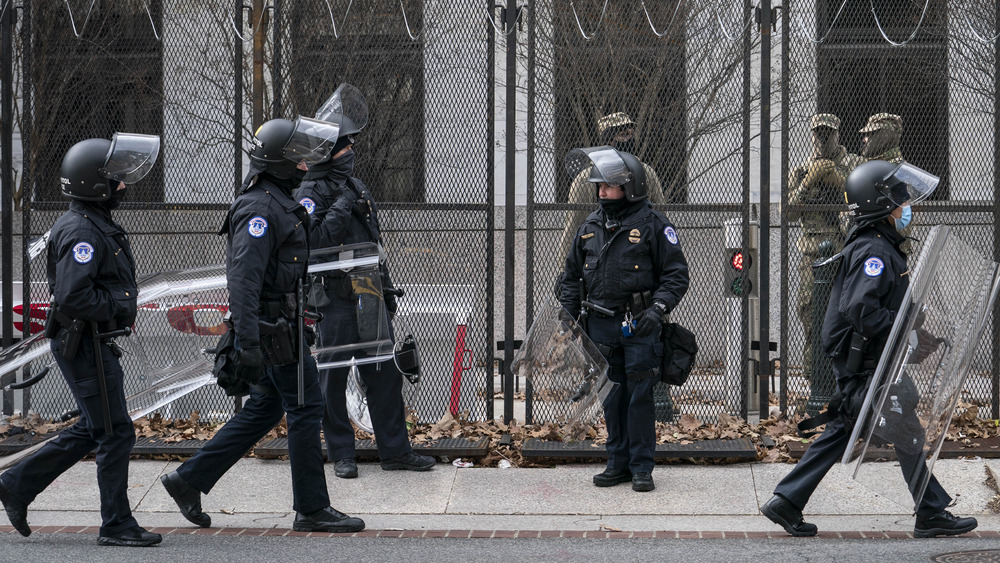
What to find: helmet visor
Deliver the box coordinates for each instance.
[887,162,939,205]
[315,83,369,134]
[564,146,632,187]
[101,133,160,184]
[281,116,340,165]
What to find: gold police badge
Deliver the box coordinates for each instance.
[628,229,641,243]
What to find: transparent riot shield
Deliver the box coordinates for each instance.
[511,297,611,441]
[842,225,1000,509]
[310,243,393,370]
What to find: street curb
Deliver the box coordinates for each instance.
[3,526,999,539]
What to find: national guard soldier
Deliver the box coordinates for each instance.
[557,112,670,263]
[558,146,689,493]
[295,84,434,479]
[0,134,163,546]
[761,160,978,538]
[159,117,366,533]
[788,113,862,380]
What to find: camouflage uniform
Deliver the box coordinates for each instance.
[557,112,666,262]
[789,113,863,379]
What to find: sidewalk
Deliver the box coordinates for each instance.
[4,457,1000,537]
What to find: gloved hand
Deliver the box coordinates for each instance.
[236,346,264,386]
[633,302,667,338]
[908,328,944,364]
[385,291,398,320]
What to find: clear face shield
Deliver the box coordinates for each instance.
[100,133,161,184]
[315,83,370,134]
[880,163,940,207]
[281,116,340,165]
[564,146,632,187]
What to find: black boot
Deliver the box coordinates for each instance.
[160,471,211,528]
[593,468,631,487]
[380,452,435,471]
[760,494,817,537]
[914,510,978,538]
[631,472,655,492]
[97,525,162,547]
[293,506,365,533]
[334,458,358,479]
[0,479,30,537]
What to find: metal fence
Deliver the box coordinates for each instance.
[1,0,998,425]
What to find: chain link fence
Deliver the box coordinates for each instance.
[1,0,999,425]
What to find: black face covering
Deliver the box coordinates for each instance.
[326,150,356,185]
[599,197,629,218]
[103,181,125,210]
[612,138,636,155]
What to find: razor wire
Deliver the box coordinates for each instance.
[486,4,525,37]
[956,3,1000,43]
[869,0,932,47]
[715,0,758,42]
[322,0,353,39]
[399,0,421,40]
[229,0,273,43]
[790,0,849,44]
[62,0,96,38]
[641,0,684,38]
[568,0,609,40]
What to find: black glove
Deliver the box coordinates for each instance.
[633,302,667,338]
[385,291,398,319]
[909,328,944,364]
[236,346,264,386]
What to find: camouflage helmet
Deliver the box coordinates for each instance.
[859,113,902,134]
[810,113,840,130]
[597,112,635,137]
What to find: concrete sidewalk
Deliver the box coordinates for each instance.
[5,457,1000,536]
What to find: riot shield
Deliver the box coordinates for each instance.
[842,225,1000,509]
[511,298,611,441]
[310,243,393,370]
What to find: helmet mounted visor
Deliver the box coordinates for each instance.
[882,162,939,206]
[281,116,340,165]
[100,133,161,184]
[315,83,369,136]
[564,146,632,187]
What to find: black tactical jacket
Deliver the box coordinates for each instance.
[559,202,689,316]
[294,175,394,289]
[222,174,310,349]
[822,219,908,361]
[47,199,137,329]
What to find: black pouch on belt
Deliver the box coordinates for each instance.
[260,318,297,367]
[59,318,86,360]
[846,331,868,374]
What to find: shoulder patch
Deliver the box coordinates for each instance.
[863,257,884,277]
[664,226,679,245]
[248,216,268,238]
[72,242,95,264]
[298,197,316,215]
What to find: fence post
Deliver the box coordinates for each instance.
[501,0,519,424]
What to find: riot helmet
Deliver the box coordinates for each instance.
[315,83,369,155]
[250,117,339,180]
[60,132,160,201]
[845,160,939,227]
[564,146,647,202]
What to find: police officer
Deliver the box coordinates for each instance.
[558,146,689,493]
[0,133,163,546]
[761,160,978,538]
[788,113,862,380]
[295,84,434,479]
[558,112,670,263]
[159,117,365,533]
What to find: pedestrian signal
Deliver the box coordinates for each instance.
[724,247,758,297]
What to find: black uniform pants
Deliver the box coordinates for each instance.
[317,296,410,462]
[773,357,951,516]
[588,314,660,475]
[1,337,137,536]
[176,347,330,515]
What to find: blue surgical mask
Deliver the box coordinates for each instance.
[894,205,912,230]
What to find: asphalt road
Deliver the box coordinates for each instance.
[2,534,998,562]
